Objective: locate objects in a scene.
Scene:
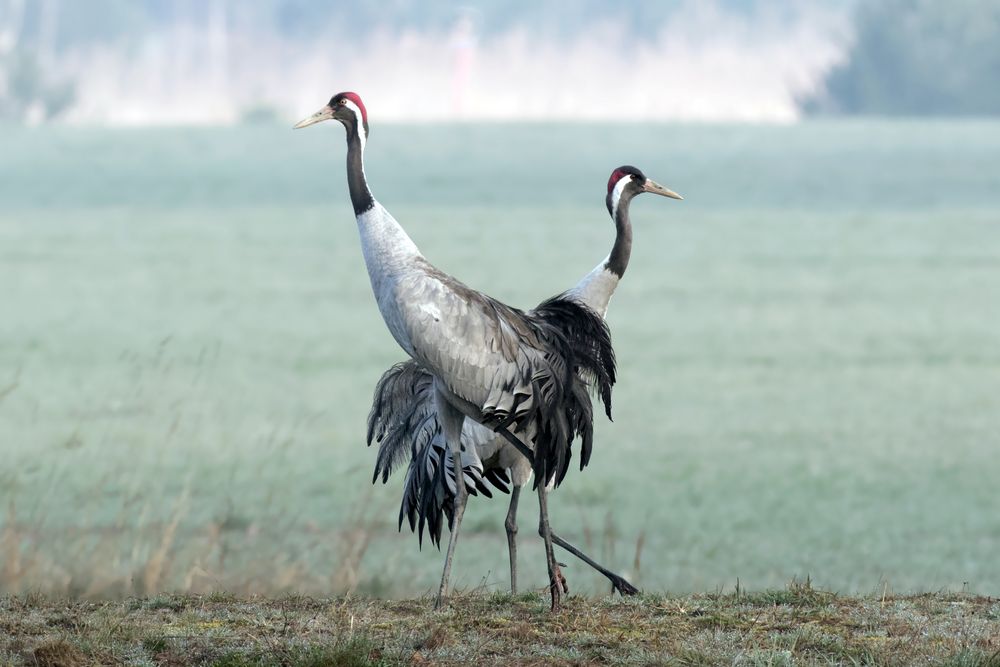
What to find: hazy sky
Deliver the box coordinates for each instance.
[2,0,852,124]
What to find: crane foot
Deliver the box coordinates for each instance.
[556,562,569,594]
[609,574,639,596]
[548,580,561,612]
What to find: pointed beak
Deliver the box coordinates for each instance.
[293,105,334,129]
[643,178,683,200]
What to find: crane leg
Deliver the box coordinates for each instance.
[434,398,468,610]
[504,485,521,594]
[543,529,639,596]
[495,426,535,464]
[536,483,566,611]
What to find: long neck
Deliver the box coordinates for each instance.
[565,194,633,316]
[345,121,374,215]
[345,118,421,308]
[605,193,633,278]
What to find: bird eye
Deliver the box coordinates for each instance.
[339,99,348,106]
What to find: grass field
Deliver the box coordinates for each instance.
[2,120,1000,599]
[3,587,1000,666]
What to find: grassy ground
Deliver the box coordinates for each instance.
[2,585,999,666]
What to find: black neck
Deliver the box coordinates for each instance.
[345,122,374,215]
[605,193,633,278]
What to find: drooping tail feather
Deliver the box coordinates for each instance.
[368,360,507,548]
[367,361,437,484]
[481,295,616,488]
[399,429,502,548]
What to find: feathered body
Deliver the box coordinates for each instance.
[369,293,616,546]
[313,90,616,488]
[369,236,616,482]
[368,166,680,549]
[295,94,623,605]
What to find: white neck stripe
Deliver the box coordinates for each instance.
[344,100,366,151]
[610,175,631,218]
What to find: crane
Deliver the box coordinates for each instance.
[369,166,682,597]
[294,92,616,610]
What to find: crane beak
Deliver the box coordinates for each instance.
[643,178,683,200]
[293,105,334,129]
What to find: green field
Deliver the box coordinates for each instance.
[2,120,1000,599]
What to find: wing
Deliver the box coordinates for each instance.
[399,259,542,414]
[392,259,617,488]
[400,262,617,489]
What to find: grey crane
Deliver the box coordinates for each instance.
[369,166,682,597]
[294,92,615,611]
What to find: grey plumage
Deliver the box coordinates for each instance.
[370,291,616,483]
[367,165,681,595]
[368,361,436,485]
[368,296,616,548]
[368,360,509,547]
[369,294,616,547]
[371,360,489,547]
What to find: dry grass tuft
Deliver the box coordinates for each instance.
[27,640,88,667]
[413,625,450,651]
[0,504,21,592]
[330,492,378,595]
[140,486,189,596]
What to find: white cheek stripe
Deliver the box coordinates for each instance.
[610,174,631,217]
[344,100,366,150]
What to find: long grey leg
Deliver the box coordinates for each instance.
[536,482,563,611]
[504,485,521,594]
[434,394,468,610]
[495,426,535,463]
[548,530,639,596]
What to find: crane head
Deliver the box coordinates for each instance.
[606,165,682,217]
[293,92,369,140]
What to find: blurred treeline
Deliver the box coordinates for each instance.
[1,0,999,121]
[803,0,1000,116]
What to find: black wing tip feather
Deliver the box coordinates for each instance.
[377,296,616,545]
[514,294,617,488]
